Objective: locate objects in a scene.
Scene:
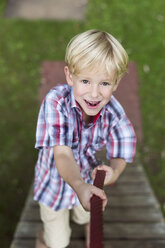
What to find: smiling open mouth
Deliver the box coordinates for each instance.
[84,100,101,107]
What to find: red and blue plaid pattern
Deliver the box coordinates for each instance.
[34,84,136,211]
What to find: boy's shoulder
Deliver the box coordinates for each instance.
[106,95,125,119]
[45,84,71,102]
[44,84,73,116]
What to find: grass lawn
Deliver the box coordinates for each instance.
[0,0,165,247]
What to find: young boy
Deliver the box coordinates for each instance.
[34,29,136,248]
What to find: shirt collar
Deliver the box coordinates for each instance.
[70,87,80,109]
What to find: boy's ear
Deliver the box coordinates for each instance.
[64,66,73,86]
[113,80,120,92]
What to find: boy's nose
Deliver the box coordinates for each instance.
[91,85,99,98]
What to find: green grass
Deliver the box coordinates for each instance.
[0,0,165,247]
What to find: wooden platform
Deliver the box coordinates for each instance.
[10,159,165,248]
[10,62,165,247]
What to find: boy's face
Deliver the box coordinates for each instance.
[64,66,118,122]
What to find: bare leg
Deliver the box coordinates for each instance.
[35,230,48,248]
[85,222,90,248]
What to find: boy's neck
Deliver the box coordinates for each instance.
[83,114,93,125]
[82,111,101,125]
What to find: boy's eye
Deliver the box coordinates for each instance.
[82,80,89,84]
[101,81,110,86]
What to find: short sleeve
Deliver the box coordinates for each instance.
[35,95,72,149]
[106,114,136,163]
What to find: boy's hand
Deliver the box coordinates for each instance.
[75,182,107,212]
[91,165,116,186]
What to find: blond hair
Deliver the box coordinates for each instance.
[65,29,128,83]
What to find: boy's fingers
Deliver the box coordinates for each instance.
[91,166,106,181]
[102,198,108,211]
[91,186,107,211]
[97,164,112,172]
[91,186,107,201]
[91,168,97,179]
[92,165,111,178]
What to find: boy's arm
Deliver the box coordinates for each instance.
[92,158,126,186]
[53,145,107,211]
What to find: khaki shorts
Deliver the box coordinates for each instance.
[39,203,90,248]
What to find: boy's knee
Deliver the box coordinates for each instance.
[39,204,71,248]
[71,204,90,225]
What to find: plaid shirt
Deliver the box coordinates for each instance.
[34,84,136,210]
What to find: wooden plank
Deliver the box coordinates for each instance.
[122,165,144,172]
[121,166,145,175]
[103,223,165,239]
[71,222,165,239]
[103,207,164,222]
[116,175,151,184]
[21,206,40,222]
[68,240,165,248]
[21,204,163,223]
[106,183,152,195]
[11,238,165,248]
[10,239,35,248]
[118,173,147,182]
[14,222,42,239]
[14,221,165,239]
[11,235,165,248]
[106,194,159,207]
